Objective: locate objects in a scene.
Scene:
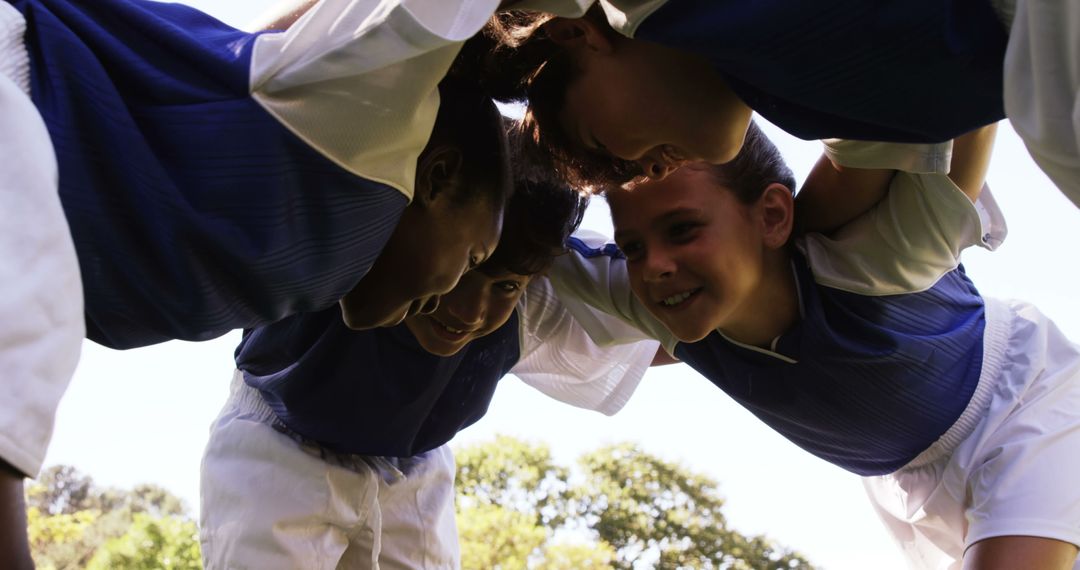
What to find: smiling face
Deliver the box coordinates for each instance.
[608,164,792,343]
[338,193,503,330]
[404,268,532,356]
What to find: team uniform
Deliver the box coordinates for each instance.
[500,0,1079,206]
[199,276,658,569]
[548,142,1080,568]
[1,0,495,478]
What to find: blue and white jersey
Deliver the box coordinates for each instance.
[515,0,1007,143]
[9,0,495,348]
[235,276,658,457]
[549,145,1010,476]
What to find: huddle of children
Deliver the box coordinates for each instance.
[2,0,1079,568]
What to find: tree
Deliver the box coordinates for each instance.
[24,465,200,569]
[455,436,816,569]
[577,443,811,569]
[87,513,201,570]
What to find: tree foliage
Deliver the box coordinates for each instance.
[25,465,200,570]
[456,437,816,570]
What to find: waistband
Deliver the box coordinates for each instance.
[227,370,408,482]
[903,296,1011,470]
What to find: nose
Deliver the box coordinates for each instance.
[420,296,441,315]
[642,248,676,282]
[446,290,486,328]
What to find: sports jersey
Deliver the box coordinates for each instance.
[235,276,657,457]
[9,0,497,348]
[548,145,1012,475]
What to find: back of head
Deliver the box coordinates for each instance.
[426,74,514,210]
[706,121,797,202]
[479,121,590,277]
[460,9,642,193]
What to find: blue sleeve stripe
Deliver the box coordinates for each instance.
[567,237,625,260]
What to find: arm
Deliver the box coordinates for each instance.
[795,155,893,235]
[0,461,32,570]
[651,347,679,366]
[947,123,998,203]
[249,0,318,31]
[795,139,954,235]
[512,276,660,415]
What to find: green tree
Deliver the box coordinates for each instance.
[577,443,812,569]
[454,436,816,570]
[25,465,200,569]
[456,434,571,528]
[458,503,547,569]
[87,513,201,570]
[536,539,617,570]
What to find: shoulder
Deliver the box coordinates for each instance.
[799,172,1007,295]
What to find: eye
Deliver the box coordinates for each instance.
[617,240,644,262]
[668,222,701,242]
[494,280,523,294]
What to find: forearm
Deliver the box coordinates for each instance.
[0,459,32,570]
[249,0,318,31]
[795,155,893,235]
[948,122,998,202]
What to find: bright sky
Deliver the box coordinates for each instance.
[41,2,1080,569]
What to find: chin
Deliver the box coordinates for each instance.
[665,320,716,344]
[340,300,402,330]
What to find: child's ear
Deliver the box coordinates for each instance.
[415,145,464,208]
[543,17,613,54]
[759,183,795,249]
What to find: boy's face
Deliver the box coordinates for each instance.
[404,268,533,356]
[607,165,768,343]
[338,195,502,330]
[556,28,752,180]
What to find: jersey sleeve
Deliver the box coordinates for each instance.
[548,231,679,352]
[249,0,500,199]
[821,138,953,174]
[510,276,660,416]
[800,169,1007,295]
[0,52,84,477]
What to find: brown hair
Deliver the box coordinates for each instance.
[704,121,797,202]
[479,122,590,277]
[461,9,643,193]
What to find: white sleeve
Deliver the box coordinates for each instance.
[249,0,501,200]
[0,26,85,478]
[821,138,953,174]
[510,277,660,416]
[800,172,1007,295]
[548,231,679,352]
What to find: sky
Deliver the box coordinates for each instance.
[39,2,1080,569]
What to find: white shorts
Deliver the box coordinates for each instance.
[0,3,84,478]
[200,372,460,570]
[1004,0,1080,207]
[863,299,1080,570]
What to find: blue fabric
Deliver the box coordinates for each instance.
[235,308,522,457]
[12,0,407,349]
[673,251,985,476]
[636,0,1007,143]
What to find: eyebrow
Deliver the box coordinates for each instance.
[613,206,706,242]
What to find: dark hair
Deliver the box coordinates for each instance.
[463,9,641,193]
[703,121,797,202]
[425,74,513,211]
[478,122,590,277]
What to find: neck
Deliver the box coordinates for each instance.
[718,251,799,349]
